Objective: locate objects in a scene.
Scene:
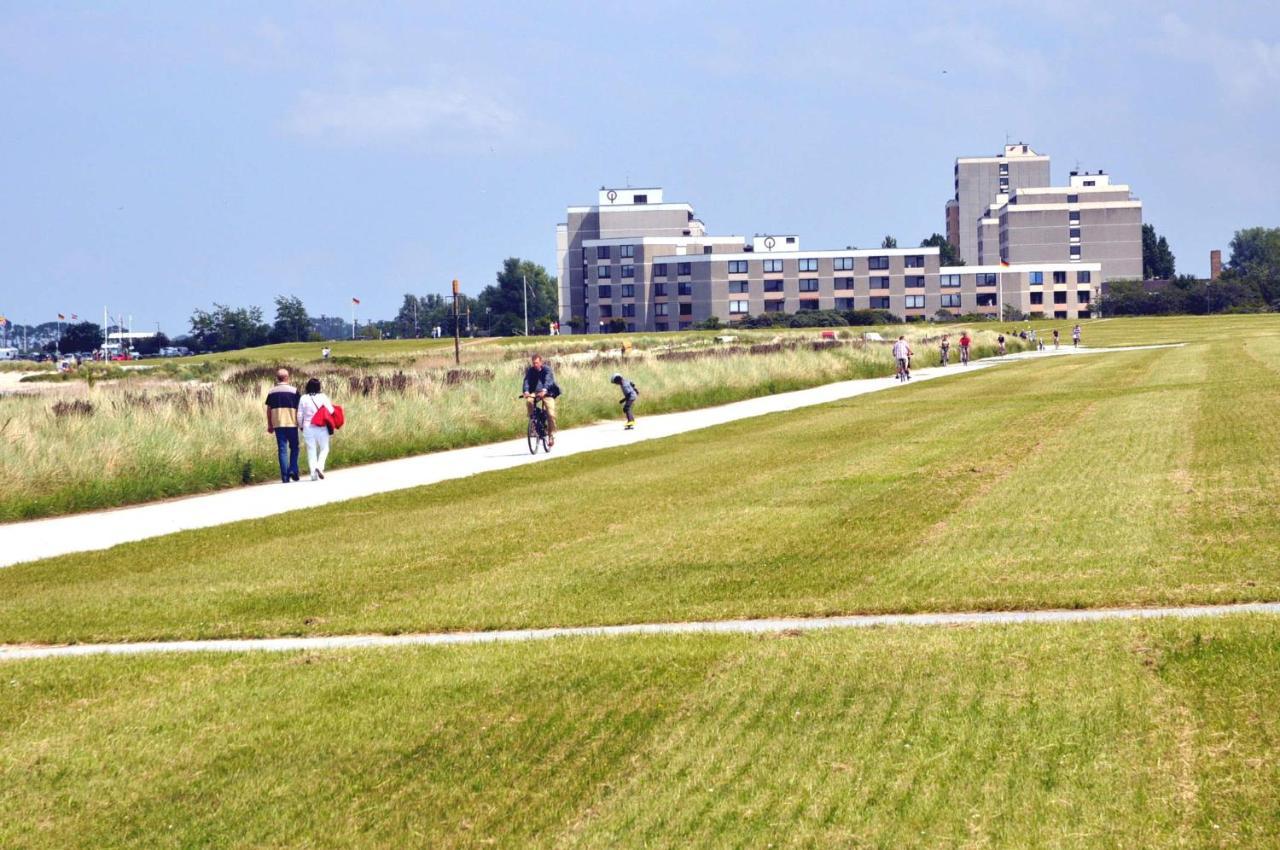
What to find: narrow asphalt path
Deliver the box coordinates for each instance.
[0,344,1177,568]
[1,601,1271,662]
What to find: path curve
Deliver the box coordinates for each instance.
[0,344,1178,568]
[1,600,1270,662]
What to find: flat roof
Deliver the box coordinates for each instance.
[650,247,942,263]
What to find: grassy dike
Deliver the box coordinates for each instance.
[4,329,1279,644]
[3,616,1279,848]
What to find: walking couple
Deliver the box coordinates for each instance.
[265,368,338,483]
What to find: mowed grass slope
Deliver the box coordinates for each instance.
[3,617,1279,848]
[3,331,1279,644]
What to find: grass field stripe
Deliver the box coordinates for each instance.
[2,600,1273,661]
[0,343,1180,569]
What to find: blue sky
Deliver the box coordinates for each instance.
[2,0,1278,333]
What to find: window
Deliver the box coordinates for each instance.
[1070,246,1081,258]
[729,280,749,294]
[764,279,784,292]
[835,297,855,310]
[799,278,819,292]
[1077,271,1092,283]
[653,263,668,277]
[627,323,637,332]
[905,255,925,268]
[940,274,961,288]
[620,244,635,258]
[1053,271,1067,284]
[653,282,668,297]
[703,245,713,254]
[941,293,961,308]
[1069,228,1081,239]
[1077,290,1091,303]
[763,259,784,273]
[679,303,692,316]
[655,322,668,331]
[597,246,611,259]
[679,322,692,330]
[999,163,1009,175]
[905,276,925,288]
[833,257,855,271]
[621,265,635,278]
[976,293,997,307]
[1054,310,1068,319]
[622,304,636,318]
[1067,194,1078,204]
[1029,271,1044,284]
[868,256,890,270]
[599,305,613,317]
[1054,291,1068,304]
[1030,292,1043,305]
[977,273,998,286]
[1078,310,1091,319]
[905,294,925,309]
[597,265,611,279]
[621,284,635,298]
[871,276,890,290]
[634,195,648,204]
[1069,213,1081,225]
[870,296,890,310]
[677,262,692,276]
[729,300,749,315]
[798,258,819,272]
[764,299,785,313]
[798,299,820,311]
[597,285,612,298]
[835,277,855,290]
[678,282,693,296]
[727,260,749,274]
[655,303,669,317]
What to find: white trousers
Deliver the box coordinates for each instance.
[303,425,331,476]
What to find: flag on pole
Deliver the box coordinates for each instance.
[352,297,361,305]
[58,313,66,320]
[999,259,1010,268]
[71,313,78,320]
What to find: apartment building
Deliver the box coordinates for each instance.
[555,187,1100,332]
[948,144,1051,265]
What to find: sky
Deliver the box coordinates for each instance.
[2,0,1278,334]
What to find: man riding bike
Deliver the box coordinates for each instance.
[521,354,561,447]
[958,331,972,365]
[892,335,913,381]
[939,334,951,366]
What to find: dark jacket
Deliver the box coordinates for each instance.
[522,364,560,397]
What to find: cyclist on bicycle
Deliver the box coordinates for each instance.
[939,334,951,366]
[892,335,913,381]
[958,331,972,365]
[521,354,561,446]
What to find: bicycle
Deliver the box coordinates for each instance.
[895,357,911,382]
[520,394,552,454]
[959,345,970,366]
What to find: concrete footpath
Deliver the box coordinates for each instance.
[1,601,1271,662]
[0,344,1176,568]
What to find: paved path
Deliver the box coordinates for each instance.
[1,601,1271,662]
[0,344,1176,568]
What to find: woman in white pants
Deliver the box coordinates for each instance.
[298,377,335,480]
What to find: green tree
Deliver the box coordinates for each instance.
[920,233,963,266]
[189,304,271,352]
[270,295,313,343]
[881,235,898,249]
[1141,223,1176,279]
[59,321,103,354]
[1222,226,1280,305]
[475,258,558,336]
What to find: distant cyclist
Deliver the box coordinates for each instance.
[1072,324,1082,348]
[892,335,913,381]
[521,354,561,447]
[1052,329,1060,349]
[958,331,972,365]
[939,334,951,366]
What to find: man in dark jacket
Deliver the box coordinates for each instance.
[521,354,560,446]
[611,372,638,430]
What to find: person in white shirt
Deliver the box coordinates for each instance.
[891,336,913,380]
[298,377,335,480]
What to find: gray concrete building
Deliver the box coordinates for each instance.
[948,144,1051,265]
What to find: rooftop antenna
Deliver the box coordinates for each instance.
[1004,129,1011,146]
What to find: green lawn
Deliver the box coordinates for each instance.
[3,616,1278,848]
[3,321,1278,644]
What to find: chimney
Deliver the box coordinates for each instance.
[1210,249,1222,281]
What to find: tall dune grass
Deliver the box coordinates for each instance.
[0,329,1024,520]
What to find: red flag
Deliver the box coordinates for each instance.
[352,297,361,305]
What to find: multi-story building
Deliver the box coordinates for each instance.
[948,143,1051,265]
[555,186,1100,332]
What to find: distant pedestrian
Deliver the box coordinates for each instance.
[939,334,951,366]
[1053,329,1061,349]
[265,368,300,483]
[612,372,639,430]
[298,377,335,480]
[1072,324,1082,347]
[321,346,331,360]
[997,334,1007,356]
